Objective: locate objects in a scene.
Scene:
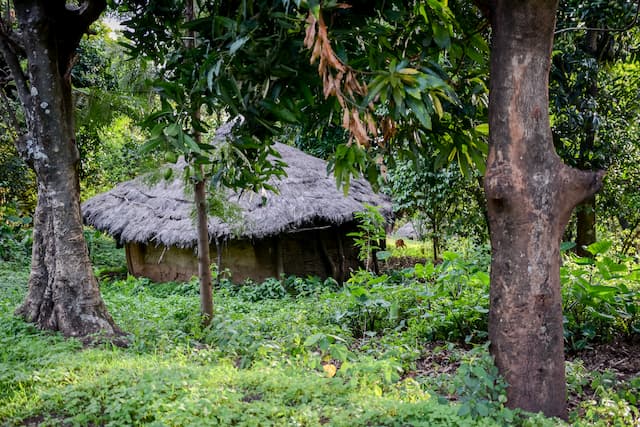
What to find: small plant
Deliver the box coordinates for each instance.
[240,277,288,302]
[348,204,389,272]
[0,204,32,264]
[451,343,508,420]
[561,240,640,350]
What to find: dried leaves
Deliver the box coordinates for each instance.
[304,9,377,147]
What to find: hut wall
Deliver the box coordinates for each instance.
[126,243,198,283]
[278,225,361,281]
[125,240,278,284]
[124,224,362,284]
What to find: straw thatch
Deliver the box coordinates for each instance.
[82,142,392,249]
[395,222,419,240]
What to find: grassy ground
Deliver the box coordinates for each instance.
[0,234,638,426]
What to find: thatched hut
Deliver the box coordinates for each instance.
[82,142,392,283]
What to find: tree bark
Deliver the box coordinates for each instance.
[484,0,603,418]
[185,0,214,325]
[575,28,600,257]
[576,195,596,257]
[9,1,121,338]
[195,173,214,325]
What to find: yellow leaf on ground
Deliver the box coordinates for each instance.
[323,363,337,378]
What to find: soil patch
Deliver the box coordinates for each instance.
[382,256,431,271]
[568,336,640,381]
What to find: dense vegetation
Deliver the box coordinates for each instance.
[0,234,638,426]
[1,0,639,423]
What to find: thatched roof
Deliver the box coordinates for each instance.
[82,142,392,248]
[394,222,419,240]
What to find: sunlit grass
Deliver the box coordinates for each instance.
[386,237,432,259]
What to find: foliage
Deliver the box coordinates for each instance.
[387,158,486,258]
[304,0,490,186]
[0,235,637,425]
[117,0,490,192]
[230,275,341,302]
[0,54,34,211]
[73,21,157,197]
[451,344,508,420]
[567,361,640,426]
[551,0,640,246]
[81,116,151,198]
[0,204,32,265]
[0,141,35,212]
[120,0,304,193]
[348,204,389,271]
[561,240,640,351]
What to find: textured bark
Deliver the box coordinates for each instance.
[484,0,603,418]
[8,1,121,338]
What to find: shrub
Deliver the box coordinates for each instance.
[0,204,32,265]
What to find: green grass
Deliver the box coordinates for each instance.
[0,234,637,426]
[387,237,431,259]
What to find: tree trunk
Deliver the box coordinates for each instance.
[185,0,214,325]
[195,173,214,325]
[575,28,600,257]
[11,1,121,338]
[576,195,596,257]
[484,0,603,418]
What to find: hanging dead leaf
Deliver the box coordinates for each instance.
[303,9,378,148]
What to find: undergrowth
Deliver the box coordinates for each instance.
[0,233,638,426]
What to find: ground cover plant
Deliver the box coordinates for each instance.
[0,234,638,426]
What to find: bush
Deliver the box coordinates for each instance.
[561,240,640,350]
[0,204,32,265]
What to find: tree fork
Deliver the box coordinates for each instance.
[485,0,603,418]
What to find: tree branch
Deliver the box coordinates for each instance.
[0,84,20,131]
[0,16,26,56]
[54,0,106,76]
[0,28,30,112]
[66,0,107,32]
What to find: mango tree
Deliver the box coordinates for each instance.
[0,1,120,338]
[307,0,603,418]
[551,0,640,256]
[481,0,604,418]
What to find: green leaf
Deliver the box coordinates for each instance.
[457,402,471,417]
[140,137,163,154]
[476,402,489,417]
[406,97,432,129]
[431,23,451,49]
[586,240,612,256]
[303,333,326,347]
[474,123,489,136]
[228,36,250,55]
[164,123,181,137]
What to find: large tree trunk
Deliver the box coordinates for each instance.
[484,0,603,418]
[10,1,120,338]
